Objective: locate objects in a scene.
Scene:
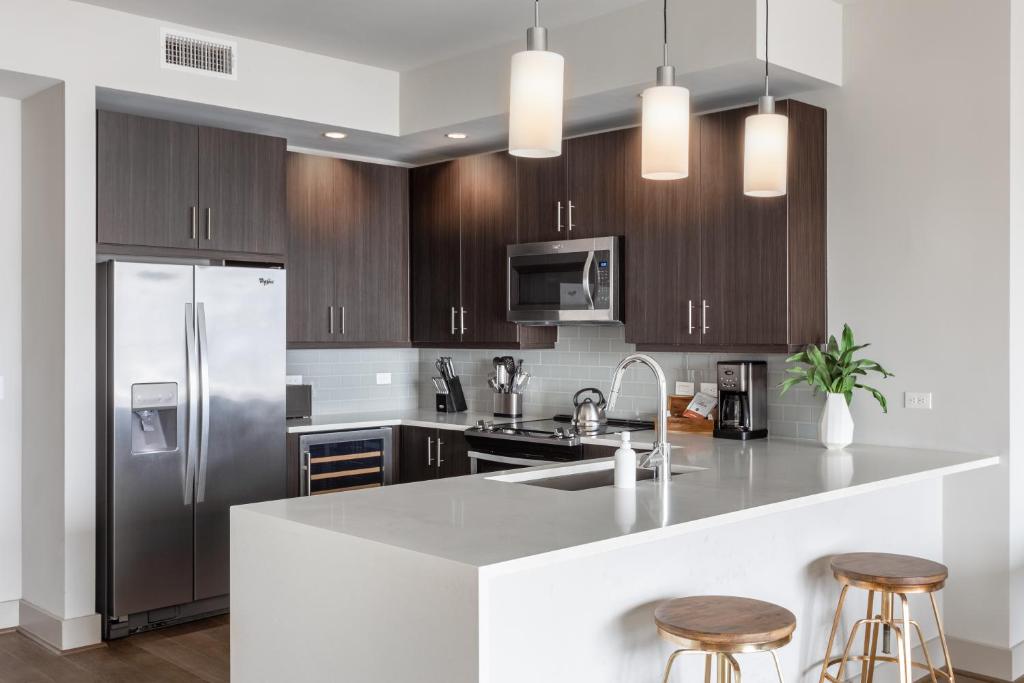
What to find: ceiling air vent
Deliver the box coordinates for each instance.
[161,29,237,79]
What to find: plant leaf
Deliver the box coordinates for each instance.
[855,382,889,413]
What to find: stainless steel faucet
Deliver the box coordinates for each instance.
[608,353,671,485]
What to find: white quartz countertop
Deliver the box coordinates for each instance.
[242,429,998,570]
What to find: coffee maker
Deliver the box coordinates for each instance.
[714,361,768,440]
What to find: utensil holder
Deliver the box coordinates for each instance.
[493,393,523,418]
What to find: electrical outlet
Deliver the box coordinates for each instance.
[376,373,392,385]
[675,381,695,396]
[904,392,932,410]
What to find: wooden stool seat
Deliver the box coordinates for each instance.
[831,552,948,593]
[655,596,797,652]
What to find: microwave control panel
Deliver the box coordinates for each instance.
[593,250,611,309]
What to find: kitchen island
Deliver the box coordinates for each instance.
[231,434,996,683]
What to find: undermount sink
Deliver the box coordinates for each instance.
[488,461,704,491]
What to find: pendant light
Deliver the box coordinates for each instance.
[641,0,690,180]
[743,0,789,197]
[509,0,565,158]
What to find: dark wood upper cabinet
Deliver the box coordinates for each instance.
[410,160,463,345]
[566,130,631,239]
[516,155,567,243]
[624,123,704,347]
[459,153,519,345]
[286,153,342,344]
[286,152,410,347]
[97,111,199,250]
[695,100,826,351]
[411,152,556,349]
[342,162,410,344]
[198,127,286,256]
[98,112,286,258]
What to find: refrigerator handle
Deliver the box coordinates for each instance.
[196,302,211,503]
[184,303,198,505]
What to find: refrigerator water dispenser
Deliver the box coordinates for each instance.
[131,382,178,454]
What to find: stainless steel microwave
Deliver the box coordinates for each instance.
[507,236,623,325]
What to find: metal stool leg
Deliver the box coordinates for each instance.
[930,593,956,683]
[661,649,686,683]
[770,649,785,683]
[819,585,850,683]
[864,617,880,683]
[704,654,713,683]
[861,591,875,683]
[725,654,741,683]
[899,595,913,683]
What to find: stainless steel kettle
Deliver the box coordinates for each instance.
[572,387,607,431]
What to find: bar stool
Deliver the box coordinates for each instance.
[655,596,796,683]
[818,552,955,683]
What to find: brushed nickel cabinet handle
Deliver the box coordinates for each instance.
[688,300,695,335]
[451,306,456,335]
[567,200,575,231]
[328,306,335,334]
[702,300,710,334]
[341,306,346,335]
[427,437,434,466]
[205,208,212,240]
[556,201,563,232]
[459,307,466,335]
[436,439,444,467]
[190,206,197,240]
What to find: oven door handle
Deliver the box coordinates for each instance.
[468,451,562,469]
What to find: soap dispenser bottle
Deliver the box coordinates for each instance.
[614,431,637,489]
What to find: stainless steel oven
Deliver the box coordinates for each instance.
[507,236,623,325]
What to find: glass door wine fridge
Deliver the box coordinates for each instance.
[299,428,395,495]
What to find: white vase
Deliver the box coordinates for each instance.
[819,393,854,449]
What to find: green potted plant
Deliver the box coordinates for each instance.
[780,324,893,449]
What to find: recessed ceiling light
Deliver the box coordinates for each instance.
[323,131,347,140]
[446,132,468,140]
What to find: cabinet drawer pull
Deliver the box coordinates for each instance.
[688,300,695,335]
[459,307,466,335]
[427,436,433,466]
[567,200,575,231]
[436,439,444,467]
[702,300,710,334]
[556,201,563,232]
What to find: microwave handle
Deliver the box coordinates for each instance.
[581,251,595,310]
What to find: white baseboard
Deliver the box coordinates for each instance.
[947,636,1024,682]
[17,600,101,651]
[0,600,18,629]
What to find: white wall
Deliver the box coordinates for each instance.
[0,96,22,629]
[798,0,1015,675]
[20,83,67,621]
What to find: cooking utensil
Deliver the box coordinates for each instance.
[571,387,608,430]
[496,365,509,391]
[488,378,500,392]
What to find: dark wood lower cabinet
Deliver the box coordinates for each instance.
[398,426,470,483]
[583,444,617,460]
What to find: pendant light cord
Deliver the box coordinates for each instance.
[535,0,540,28]
[764,0,770,96]
[663,0,669,66]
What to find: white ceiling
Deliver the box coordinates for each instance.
[72,0,651,71]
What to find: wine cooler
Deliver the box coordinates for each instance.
[298,428,395,496]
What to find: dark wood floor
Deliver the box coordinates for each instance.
[0,615,229,682]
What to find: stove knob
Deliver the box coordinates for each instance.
[476,420,486,429]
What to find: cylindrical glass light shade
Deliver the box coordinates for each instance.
[743,112,789,197]
[641,84,690,180]
[508,49,565,158]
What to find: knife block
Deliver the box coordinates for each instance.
[436,377,468,413]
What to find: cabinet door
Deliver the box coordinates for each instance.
[410,162,463,344]
[198,127,286,255]
[438,429,471,478]
[285,153,340,343]
[340,162,410,344]
[398,426,438,483]
[624,122,704,346]
[699,106,788,346]
[566,130,631,239]
[97,111,199,249]
[516,155,567,243]
[459,153,520,345]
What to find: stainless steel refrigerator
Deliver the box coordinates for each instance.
[97,261,286,639]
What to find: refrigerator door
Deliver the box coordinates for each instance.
[193,266,286,600]
[109,262,196,617]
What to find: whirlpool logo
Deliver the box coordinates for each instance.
[258,277,275,286]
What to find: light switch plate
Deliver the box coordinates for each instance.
[675,381,695,396]
[905,392,932,409]
[376,373,392,385]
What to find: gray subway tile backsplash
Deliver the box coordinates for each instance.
[288,327,824,440]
